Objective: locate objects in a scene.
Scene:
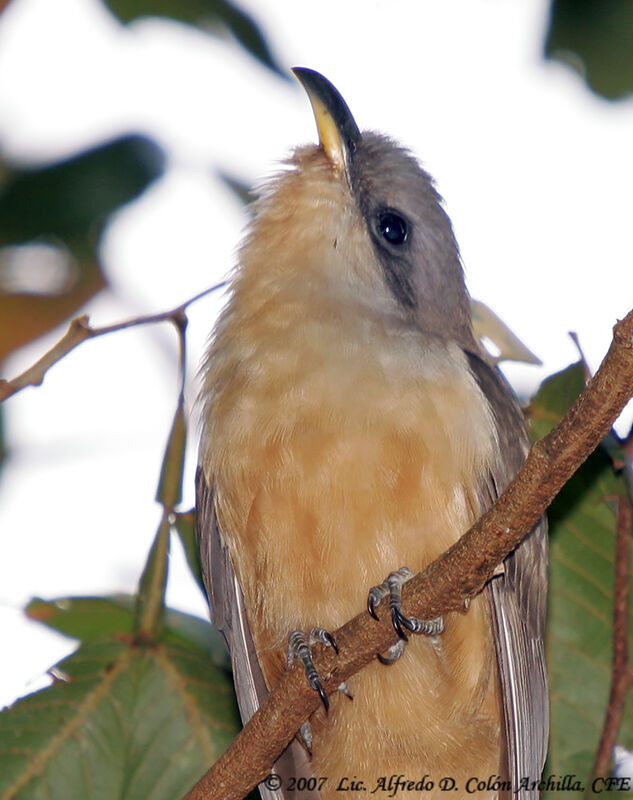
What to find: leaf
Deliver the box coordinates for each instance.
[544,450,628,793]
[0,136,165,246]
[527,361,586,442]
[529,363,633,794]
[173,509,207,598]
[0,638,240,800]
[0,255,105,363]
[0,136,165,361]
[135,515,171,639]
[26,595,229,667]
[157,400,187,510]
[104,0,286,78]
[545,0,633,100]
[216,169,256,208]
[471,299,542,365]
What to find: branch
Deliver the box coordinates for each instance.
[593,493,633,777]
[0,281,227,403]
[183,309,633,800]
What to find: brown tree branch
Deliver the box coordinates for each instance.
[183,309,633,800]
[0,281,227,403]
[593,494,633,777]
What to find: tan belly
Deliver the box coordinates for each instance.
[232,434,500,798]
[205,326,502,796]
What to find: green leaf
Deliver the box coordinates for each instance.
[26,596,135,641]
[104,0,287,78]
[529,363,633,794]
[544,448,631,795]
[528,361,586,442]
[0,135,165,247]
[0,135,165,361]
[0,639,240,800]
[26,595,229,668]
[157,400,187,511]
[135,515,171,639]
[173,510,207,598]
[545,0,633,100]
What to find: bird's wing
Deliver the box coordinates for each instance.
[465,352,549,798]
[195,466,319,800]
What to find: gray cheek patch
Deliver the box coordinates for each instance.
[379,251,416,310]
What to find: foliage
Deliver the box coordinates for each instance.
[546,0,633,100]
[530,366,633,797]
[0,599,239,800]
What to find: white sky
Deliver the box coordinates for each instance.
[1,0,632,709]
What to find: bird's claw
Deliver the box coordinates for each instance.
[376,640,406,665]
[337,681,353,700]
[321,629,339,654]
[368,566,445,662]
[288,627,338,713]
[299,721,313,754]
[312,676,329,713]
[391,604,412,640]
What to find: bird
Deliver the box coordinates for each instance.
[196,68,548,799]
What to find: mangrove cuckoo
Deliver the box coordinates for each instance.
[197,68,548,799]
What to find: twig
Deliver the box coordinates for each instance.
[0,281,227,403]
[183,310,633,800]
[593,493,633,777]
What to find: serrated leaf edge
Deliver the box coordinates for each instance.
[0,647,133,800]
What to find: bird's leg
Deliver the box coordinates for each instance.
[368,566,445,663]
[297,681,352,754]
[287,627,338,713]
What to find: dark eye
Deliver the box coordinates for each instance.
[378,211,408,246]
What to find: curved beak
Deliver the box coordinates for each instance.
[292,67,361,177]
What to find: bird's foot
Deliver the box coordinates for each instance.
[368,566,444,662]
[337,680,353,700]
[287,627,338,713]
[297,680,352,753]
[299,721,313,754]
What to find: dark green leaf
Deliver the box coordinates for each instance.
[0,135,165,247]
[544,447,631,795]
[104,0,287,78]
[173,509,207,598]
[26,595,229,667]
[0,136,165,360]
[135,515,170,638]
[545,0,633,100]
[527,361,586,441]
[27,595,135,641]
[0,639,240,800]
[157,400,187,510]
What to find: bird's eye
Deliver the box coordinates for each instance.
[377,211,408,246]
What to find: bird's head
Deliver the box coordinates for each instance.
[234,68,475,350]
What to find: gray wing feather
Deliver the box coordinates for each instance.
[466,352,549,798]
[195,466,320,800]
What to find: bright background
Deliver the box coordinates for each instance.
[1,0,632,709]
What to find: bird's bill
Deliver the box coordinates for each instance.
[292,67,361,175]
